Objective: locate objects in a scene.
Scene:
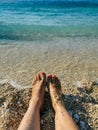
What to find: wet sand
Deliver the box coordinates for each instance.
[0,37,98,86]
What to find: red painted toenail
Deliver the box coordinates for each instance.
[48,75,52,78]
[42,72,45,75]
[38,74,40,78]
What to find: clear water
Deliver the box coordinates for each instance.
[0,0,98,41]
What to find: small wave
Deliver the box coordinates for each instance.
[0,79,31,89]
[0,24,98,42]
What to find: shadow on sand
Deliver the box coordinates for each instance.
[41,87,98,130]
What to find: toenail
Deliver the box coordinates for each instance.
[48,75,52,78]
[42,72,45,76]
[38,74,41,79]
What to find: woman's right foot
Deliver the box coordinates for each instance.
[47,75,63,111]
[30,72,46,110]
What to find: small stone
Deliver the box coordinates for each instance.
[19,104,23,107]
[3,102,7,109]
[80,121,87,130]
[74,81,83,88]
[68,111,73,117]
[41,119,43,124]
[74,114,80,123]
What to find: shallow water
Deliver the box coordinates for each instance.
[0,0,98,88]
[0,37,98,88]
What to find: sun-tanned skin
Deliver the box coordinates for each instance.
[47,75,79,130]
[18,72,79,130]
[18,72,46,130]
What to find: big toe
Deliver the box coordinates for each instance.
[47,75,61,92]
[32,72,46,86]
[41,72,46,81]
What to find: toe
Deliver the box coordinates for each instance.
[52,75,57,81]
[47,74,53,82]
[41,72,46,81]
[52,76,59,84]
[32,75,37,85]
[37,73,41,80]
[48,74,52,78]
[51,75,61,90]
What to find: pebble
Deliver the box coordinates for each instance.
[41,120,43,124]
[94,78,98,85]
[73,114,80,123]
[74,81,83,88]
[79,121,87,130]
[3,102,7,109]
[68,111,73,117]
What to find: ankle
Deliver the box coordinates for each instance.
[53,101,64,112]
[29,98,41,110]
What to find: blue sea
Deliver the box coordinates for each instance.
[0,0,98,42]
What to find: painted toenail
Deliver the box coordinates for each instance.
[48,75,52,78]
[42,72,45,75]
[38,74,41,79]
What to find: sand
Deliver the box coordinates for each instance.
[0,37,98,130]
[0,81,98,130]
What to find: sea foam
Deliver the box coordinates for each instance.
[0,79,31,89]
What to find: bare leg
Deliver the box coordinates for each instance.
[18,72,46,130]
[47,75,79,130]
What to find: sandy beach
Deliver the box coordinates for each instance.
[0,37,98,130]
[0,80,98,130]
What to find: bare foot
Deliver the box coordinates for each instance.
[30,72,46,110]
[47,75,63,111]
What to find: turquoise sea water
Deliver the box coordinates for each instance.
[0,0,98,42]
